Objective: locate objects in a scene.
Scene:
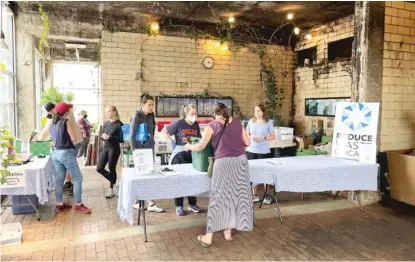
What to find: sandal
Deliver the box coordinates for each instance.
[223,230,233,241]
[197,235,211,248]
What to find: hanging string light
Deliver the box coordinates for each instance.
[287,13,294,20]
[150,22,160,33]
[228,16,235,24]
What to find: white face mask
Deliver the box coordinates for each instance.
[188,115,197,123]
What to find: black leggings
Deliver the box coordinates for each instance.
[171,151,196,207]
[247,152,271,160]
[97,146,121,188]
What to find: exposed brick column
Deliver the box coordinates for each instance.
[350,1,385,205]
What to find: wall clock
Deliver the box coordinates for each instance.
[203,56,214,69]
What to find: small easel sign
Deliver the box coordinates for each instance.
[132,149,154,175]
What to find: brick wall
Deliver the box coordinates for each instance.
[100,31,295,123]
[381,1,415,151]
[293,16,354,135]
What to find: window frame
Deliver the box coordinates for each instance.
[0,5,17,136]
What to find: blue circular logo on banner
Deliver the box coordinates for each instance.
[341,103,372,131]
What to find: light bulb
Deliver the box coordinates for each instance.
[215,41,220,48]
[287,13,294,20]
[228,17,235,23]
[222,45,229,51]
[305,34,312,40]
[150,23,159,32]
[294,27,300,35]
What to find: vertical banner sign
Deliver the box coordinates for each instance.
[332,102,380,163]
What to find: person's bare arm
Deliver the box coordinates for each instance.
[184,126,213,152]
[242,126,251,147]
[66,119,77,142]
[39,125,50,141]
[161,127,174,142]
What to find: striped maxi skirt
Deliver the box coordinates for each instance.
[206,154,254,233]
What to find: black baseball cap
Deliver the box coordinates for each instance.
[44,103,55,112]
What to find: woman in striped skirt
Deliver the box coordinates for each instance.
[185,102,253,247]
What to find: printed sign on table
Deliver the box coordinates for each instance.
[132,149,154,175]
[331,102,380,163]
[0,172,26,188]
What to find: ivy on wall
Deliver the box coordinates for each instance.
[101,17,298,124]
[37,2,50,59]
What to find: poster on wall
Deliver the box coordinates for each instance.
[331,102,380,163]
[0,172,26,189]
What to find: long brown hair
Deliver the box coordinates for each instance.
[108,105,120,120]
[253,104,267,122]
[212,102,230,120]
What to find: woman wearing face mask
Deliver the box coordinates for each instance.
[246,104,275,204]
[49,102,92,214]
[162,104,201,216]
[97,106,124,198]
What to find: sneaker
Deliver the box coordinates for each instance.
[188,205,201,213]
[55,203,72,214]
[105,188,115,199]
[252,194,260,203]
[63,182,72,192]
[176,206,185,216]
[74,204,92,214]
[113,184,118,196]
[147,203,164,213]
[263,196,273,205]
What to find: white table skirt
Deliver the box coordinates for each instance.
[1,156,55,205]
[117,156,379,225]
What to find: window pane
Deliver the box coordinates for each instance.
[0,104,16,135]
[53,63,99,90]
[73,105,100,125]
[59,88,100,105]
[0,14,14,71]
[0,74,14,103]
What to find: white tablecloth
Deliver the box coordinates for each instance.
[1,156,55,205]
[117,166,211,224]
[117,156,379,224]
[271,156,379,192]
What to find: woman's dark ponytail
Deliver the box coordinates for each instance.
[52,113,61,124]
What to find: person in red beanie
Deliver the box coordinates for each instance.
[49,102,92,214]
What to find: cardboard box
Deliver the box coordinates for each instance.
[388,149,415,206]
[295,136,314,149]
[311,119,324,132]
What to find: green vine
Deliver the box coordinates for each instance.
[37,2,50,58]
[259,48,285,126]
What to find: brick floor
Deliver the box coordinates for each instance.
[2,205,415,261]
[1,165,332,243]
[2,165,415,260]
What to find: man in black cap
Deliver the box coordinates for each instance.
[44,103,56,119]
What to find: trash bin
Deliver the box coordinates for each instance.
[190,137,213,172]
[123,150,134,168]
[11,195,39,215]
